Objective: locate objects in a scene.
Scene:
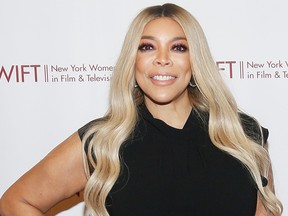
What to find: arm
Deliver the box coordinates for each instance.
[0,132,87,215]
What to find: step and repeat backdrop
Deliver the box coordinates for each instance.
[1,0,287,215]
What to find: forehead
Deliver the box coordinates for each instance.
[142,17,186,37]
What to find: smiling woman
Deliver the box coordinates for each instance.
[135,18,192,125]
[0,3,283,216]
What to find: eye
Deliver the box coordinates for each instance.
[138,43,154,52]
[171,43,188,52]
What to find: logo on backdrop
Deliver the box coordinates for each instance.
[217,60,287,79]
[0,64,113,83]
[0,60,287,83]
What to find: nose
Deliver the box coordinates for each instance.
[153,49,172,66]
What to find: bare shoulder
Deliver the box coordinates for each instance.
[0,132,87,214]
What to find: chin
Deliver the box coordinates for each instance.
[148,97,174,105]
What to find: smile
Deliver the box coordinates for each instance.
[152,75,176,81]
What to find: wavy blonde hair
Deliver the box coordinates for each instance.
[82,3,283,215]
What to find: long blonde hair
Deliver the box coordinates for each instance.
[82,3,282,215]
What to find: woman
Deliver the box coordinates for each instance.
[0,3,283,216]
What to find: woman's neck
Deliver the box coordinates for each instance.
[145,98,192,129]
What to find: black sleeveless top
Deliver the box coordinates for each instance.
[78,105,268,216]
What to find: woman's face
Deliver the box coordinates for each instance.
[135,17,192,106]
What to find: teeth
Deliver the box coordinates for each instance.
[152,75,175,81]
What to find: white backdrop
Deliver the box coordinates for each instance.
[0,0,287,215]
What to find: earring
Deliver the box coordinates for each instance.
[134,83,139,88]
[189,82,197,88]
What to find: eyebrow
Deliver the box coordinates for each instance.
[141,35,187,41]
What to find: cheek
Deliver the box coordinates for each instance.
[135,57,143,73]
[135,55,150,74]
[177,56,192,81]
[176,55,191,71]
[135,57,146,84]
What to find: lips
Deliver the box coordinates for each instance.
[151,75,176,81]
